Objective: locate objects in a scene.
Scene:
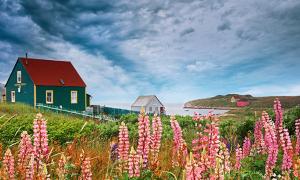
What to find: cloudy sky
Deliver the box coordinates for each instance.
[0,0,300,105]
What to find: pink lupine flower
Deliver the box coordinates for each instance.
[128,147,140,178]
[281,128,293,172]
[262,111,278,178]
[254,120,266,154]
[170,115,188,167]
[205,118,220,169]
[192,114,220,178]
[137,111,151,168]
[192,130,207,165]
[242,137,251,158]
[57,154,67,179]
[185,152,204,180]
[80,151,92,180]
[26,153,34,180]
[221,142,231,174]
[18,131,33,170]
[193,112,203,121]
[215,142,231,179]
[33,113,49,171]
[3,148,15,179]
[295,119,300,155]
[235,145,242,170]
[118,122,130,172]
[150,114,163,167]
[274,98,283,134]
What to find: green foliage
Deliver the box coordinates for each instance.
[219,117,255,148]
[241,154,267,175]
[284,106,300,135]
[236,117,255,142]
[0,103,99,146]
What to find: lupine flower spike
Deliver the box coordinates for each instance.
[295,119,300,155]
[254,120,266,154]
[235,145,242,170]
[18,131,33,171]
[206,117,220,170]
[3,148,15,179]
[118,122,130,172]
[262,111,278,178]
[185,152,203,180]
[80,150,92,180]
[150,114,163,168]
[170,115,187,167]
[274,98,283,135]
[242,137,251,158]
[216,142,231,178]
[33,113,49,172]
[281,129,293,174]
[57,154,67,179]
[25,153,35,180]
[128,147,140,178]
[137,109,151,168]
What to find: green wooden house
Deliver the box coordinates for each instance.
[5,57,88,111]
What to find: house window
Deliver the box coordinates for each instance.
[17,71,21,83]
[149,106,152,112]
[11,91,15,103]
[71,91,78,104]
[155,107,158,112]
[46,90,53,104]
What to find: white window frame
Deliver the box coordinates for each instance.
[71,91,78,104]
[46,90,53,104]
[11,91,15,103]
[17,71,22,83]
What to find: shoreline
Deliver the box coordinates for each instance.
[183,106,237,110]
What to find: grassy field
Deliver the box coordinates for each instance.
[0,103,197,179]
[0,102,299,179]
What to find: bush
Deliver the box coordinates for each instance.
[284,106,300,135]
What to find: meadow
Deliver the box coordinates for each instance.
[0,99,299,179]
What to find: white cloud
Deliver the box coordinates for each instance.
[239,85,300,97]
[186,61,219,73]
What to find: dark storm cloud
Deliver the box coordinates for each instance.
[1,0,300,102]
[180,27,195,37]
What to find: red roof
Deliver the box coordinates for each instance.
[20,58,86,87]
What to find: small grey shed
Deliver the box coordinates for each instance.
[131,95,165,114]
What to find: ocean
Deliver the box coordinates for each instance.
[102,103,229,116]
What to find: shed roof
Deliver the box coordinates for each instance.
[19,58,86,87]
[131,95,164,107]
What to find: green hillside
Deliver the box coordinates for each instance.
[0,103,119,146]
[185,94,300,109]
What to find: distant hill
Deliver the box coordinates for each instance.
[185,94,300,109]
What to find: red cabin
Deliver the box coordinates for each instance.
[236,101,250,107]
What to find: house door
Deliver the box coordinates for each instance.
[160,107,164,114]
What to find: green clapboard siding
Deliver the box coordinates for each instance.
[36,86,86,111]
[5,60,34,106]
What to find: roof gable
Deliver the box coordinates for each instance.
[132,95,164,107]
[19,57,86,87]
